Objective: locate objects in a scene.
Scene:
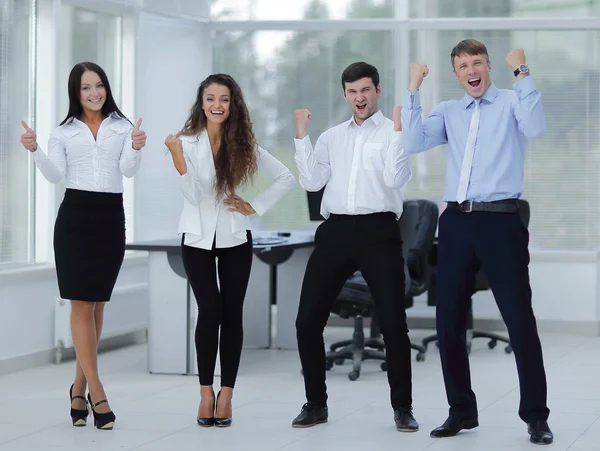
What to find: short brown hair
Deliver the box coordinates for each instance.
[341,62,380,90]
[450,39,489,67]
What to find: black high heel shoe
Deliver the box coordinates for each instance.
[197,390,215,427]
[87,393,116,430]
[69,384,89,427]
[214,390,232,428]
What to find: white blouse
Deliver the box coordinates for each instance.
[178,131,296,250]
[32,113,141,193]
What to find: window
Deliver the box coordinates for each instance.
[211,0,395,20]
[0,0,33,266]
[212,29,394,229]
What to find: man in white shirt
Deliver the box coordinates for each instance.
[291,62,417,432]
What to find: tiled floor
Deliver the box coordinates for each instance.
[1,327,599,450]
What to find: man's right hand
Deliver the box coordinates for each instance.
[408,63,429,93]
[293,109,311,139]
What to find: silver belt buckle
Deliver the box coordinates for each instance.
[460,201,474,213]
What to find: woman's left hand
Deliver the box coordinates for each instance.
[224,194,256,216]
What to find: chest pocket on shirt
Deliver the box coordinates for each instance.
[362,142,385,171]
[104,125,128,147]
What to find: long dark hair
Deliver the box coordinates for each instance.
[179,74,258,200]
[59,62,129,125]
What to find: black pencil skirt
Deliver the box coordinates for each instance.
[53,188,126,302]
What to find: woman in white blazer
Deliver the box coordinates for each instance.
[165,74,295,427]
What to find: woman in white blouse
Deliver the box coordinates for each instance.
[20,62,146,430]
[165,73,295,427]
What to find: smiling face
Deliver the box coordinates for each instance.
[453,52,492,98]
[343,77,381,126]
[202,83,231,126]
[79,70,106,114]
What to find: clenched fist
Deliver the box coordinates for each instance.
[392,106,402,132]
[20,121,38,152]
[164,134,183,155]
[408,63,429,93]
[505,48,526,71]
[293,109,311,139]
[131,118,146,150]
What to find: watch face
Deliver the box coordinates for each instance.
[519,64,530,73]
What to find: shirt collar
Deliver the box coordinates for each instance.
[462,83,499,109]
[347,109,384,128]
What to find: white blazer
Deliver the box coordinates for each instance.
[177,131,296,249]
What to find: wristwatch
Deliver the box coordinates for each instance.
[513,64,530,77]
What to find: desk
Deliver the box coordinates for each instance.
[126,231,314,375]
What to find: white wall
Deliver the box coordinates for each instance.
[0,256,149,365]
[134,11,211,241]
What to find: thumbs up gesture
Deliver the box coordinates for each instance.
[131,118,146,150]
[20,121,38,152]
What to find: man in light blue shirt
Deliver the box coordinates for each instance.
[401,39,553,445]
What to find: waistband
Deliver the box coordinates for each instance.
[63,188,123,206]
[446,199,519,213]
[328,212,397,221]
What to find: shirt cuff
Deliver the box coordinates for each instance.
[249,199,267,216]
[293,135,311,152]
[513,76,536,98]
[391,131,402,145]
[404,90,421,109]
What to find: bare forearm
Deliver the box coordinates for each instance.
[170,151,187,175]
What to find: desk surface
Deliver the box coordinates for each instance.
[126,230,315,253]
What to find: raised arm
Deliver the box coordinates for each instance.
[165,134,203,206]
[119,118,145,177]
[382,106,412,189]
[401,63,448,154]
[246,146,296,216]
[505,48,546,138]
[293,109,330,191]
[21,121,67,184]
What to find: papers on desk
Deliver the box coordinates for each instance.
[252,236,288,246]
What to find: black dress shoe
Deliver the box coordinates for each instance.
[528,420,553,445]
[291,402,328,428]
[394,407,419,432]
[430,414,479,438]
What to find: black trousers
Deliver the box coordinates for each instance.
[436,208,549,423]
[296,213,412,410]
[181,231,253,388]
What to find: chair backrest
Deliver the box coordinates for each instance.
[399,199,439,297]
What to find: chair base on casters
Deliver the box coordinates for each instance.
[422,298,513,355]
[422,329,512,355]
[325,316,428,381]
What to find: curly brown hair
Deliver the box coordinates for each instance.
[179,74,258,199]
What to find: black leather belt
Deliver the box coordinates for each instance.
[447,199,519,213]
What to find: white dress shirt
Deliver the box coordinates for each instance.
[32,113,140,192]
[178,131,296,250]
[294,110,411,219]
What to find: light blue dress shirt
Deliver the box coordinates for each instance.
[401,77,546,202]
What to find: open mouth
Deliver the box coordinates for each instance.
[468,78,481,89]
[211,110,225,117]
[356,103,367,112]
[89,99,102,104]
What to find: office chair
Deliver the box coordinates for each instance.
[421,199,531,355]
[325,199,439,380]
